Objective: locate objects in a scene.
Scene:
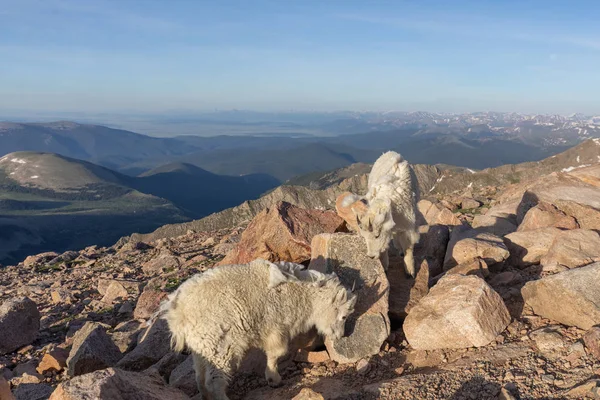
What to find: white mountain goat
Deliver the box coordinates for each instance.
[159,259,356,400]
[339,151,420,277]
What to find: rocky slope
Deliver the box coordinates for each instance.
[2,151,600,399]
[129,139,600,245]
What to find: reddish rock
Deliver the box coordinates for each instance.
[219,202,344,265]
[583,326,600,360]
[37,348,69,374]
[443,227,509,270]
[49,368,189,400]
[23,252,59,268]
[418,200,462,227]
[335,192,368,232]
[404,274,510,350]
[0,376,14,400]
[134,289,168,320]
[504,228,562,268]
[517,201,579,231]
[540,229,600,272]
[522,262,600,329]
[388,258,429,320]
[294,349,330,364]
[309,233,389,363]
[445,257,489,278]
[554,199,600,231]
[141,252,182,274]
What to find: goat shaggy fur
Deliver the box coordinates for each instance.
[342,151,420,277]
[160,259,356,400]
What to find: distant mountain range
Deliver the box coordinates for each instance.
[3,116,599,182]
[1,115,600,264]
[0,152,277,264]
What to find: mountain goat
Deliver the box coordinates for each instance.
[160,259,356,400]
[339,151,420,277]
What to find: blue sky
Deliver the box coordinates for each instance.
[1,0,600,114]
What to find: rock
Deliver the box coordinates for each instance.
[471,213,517,237]
[565,378,600,399]
[49,368,190,400]
[116,319,171,371]
[356,359,370,375]
[133,288,168,320]
[517,201,579,231]
[0,297,40,355]
[460,197,481,209]
[50,289,73,305]
[388,258,429,320]
[168,355,197,397]
[66,322,123,377]
[146,352,188,380]
[417,200,462,227]
[414,224,449,277]
[529,326,568,359]
[403,274,510,350]
[294,349,330,363]
[101,281,129,304]
[522,262,600,329]
[13,383,54,400]
[583,326,600,359]
[292,388,325,400]
[335,192,367,232]
[444,257,489,278]
[554,199,600,231]
[220,202,344,265]
[0,376,15,400]
[504,228,562,268]
[97,278,143,297]
[309,233,390,363]
[142,252,182,275]
[443,227,509,270]
[23,252,59,268]
[540,229,600,271]
[11,361,43,385]
[110,320,144,353]
[37,348,69,374]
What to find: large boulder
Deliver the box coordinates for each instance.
[417,200,462,227]
[309,233,390,363]
[219,201,344,265]
[168,355,197,397]
[540,229,600,272]
[504,228,562,268]
[517,201,578,231]
[414,224,449,277]
[553,199,600,231]
[388,258,430,321]
[67,322,123,377]
[0,297,40,355]
[134,288,168,320]
[522,262,600,329]
[116,319,171,371]
[49,368,189,400]
[403,274,510,350]
[471,202,518,237]
[443,227,509,270]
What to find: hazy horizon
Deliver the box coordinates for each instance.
[2,0,600,115]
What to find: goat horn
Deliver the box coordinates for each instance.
[351,280,356,292]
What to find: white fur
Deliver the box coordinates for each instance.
[160,259,356,400]
[348,151,420,277]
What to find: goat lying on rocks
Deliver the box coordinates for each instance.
[160,259,356,400]
[340,151,420,277]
